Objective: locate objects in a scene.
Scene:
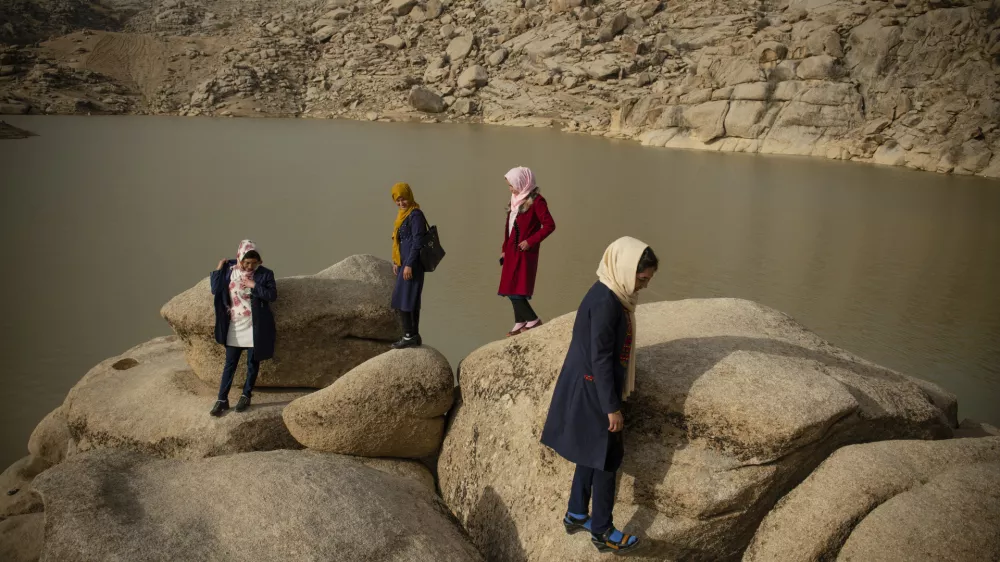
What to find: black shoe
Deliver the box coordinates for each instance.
[591,527,641,554]
[391,334,422,349]
[234,395,251,412]
[210,400,229,417]
[563,512,591,535]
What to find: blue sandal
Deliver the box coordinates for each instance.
[563,512,591,535]
[591,527,641,554]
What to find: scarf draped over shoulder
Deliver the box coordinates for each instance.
[596,236,649,402]
[505,167,536,234]
[228,239,257,326]
[391,183,420,266]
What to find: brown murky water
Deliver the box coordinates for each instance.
[1,115,998,468]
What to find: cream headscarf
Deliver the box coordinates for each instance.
[596,236,650,402]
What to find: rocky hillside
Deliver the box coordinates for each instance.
[1,0,998,177]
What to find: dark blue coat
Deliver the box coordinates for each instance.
[541,282,630,472]
[210,262,278,360]
[391,209,426,312]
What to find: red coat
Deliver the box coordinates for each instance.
[499,195,556,297]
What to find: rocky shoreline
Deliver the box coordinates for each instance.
[1,0,998,177]
[2,254,998,561]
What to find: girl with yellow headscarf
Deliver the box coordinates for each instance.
[389,183,427,348]
[540,236,659,555]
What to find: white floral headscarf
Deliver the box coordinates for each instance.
[227,239,257,327]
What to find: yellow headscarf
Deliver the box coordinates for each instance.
[596,236,649,402]
[391,183,420,267]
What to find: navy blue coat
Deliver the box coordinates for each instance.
[541,282,630,472]
[391,209,426,312]
[210,262,278,360]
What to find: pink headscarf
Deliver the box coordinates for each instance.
[505,166,536,212]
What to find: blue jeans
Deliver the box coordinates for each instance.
[568,464,617,534]
[216,346,260,402]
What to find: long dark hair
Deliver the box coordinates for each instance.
[637,247,659,272]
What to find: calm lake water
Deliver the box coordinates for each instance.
[1,115,999,468]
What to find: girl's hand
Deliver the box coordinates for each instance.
[217,259,226,270]
[393,264,399,276]
[518,241,531,251]
[403,266,413,281]
[244,279,256,289]
[608,411,624,432]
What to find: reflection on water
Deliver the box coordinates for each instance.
[1,115,998,467]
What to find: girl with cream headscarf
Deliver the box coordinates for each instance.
[390,182,428,348]
[498,166,556,337]
[540,236,659,555]
[208,239,278,417]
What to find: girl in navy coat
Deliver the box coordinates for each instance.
[209,239,278,416]
[540,237,659,554]
[390,183,427,349]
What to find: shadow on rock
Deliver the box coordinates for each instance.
[467,486,529,562]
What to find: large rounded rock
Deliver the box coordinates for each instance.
[744,437,1000,562]
[63,336,308,460]
[33,449,484,562]
[838,461,1000,561]
[161,254,400,388]
[446,34,475,61]
[0,513,44,562]
[438,298,957,562]
[409,86,446,113]
[314,253,396,293]
[27,405,70,466]
[283,347,454,458]
[457,65,489,90]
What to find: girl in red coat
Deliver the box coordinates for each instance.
[499,166,556,337]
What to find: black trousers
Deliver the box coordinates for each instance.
[509,297,538,323]
[217,346,260,402]
[399,309,421,336]
[567,464,617,535]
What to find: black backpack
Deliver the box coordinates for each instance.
[420,221,446,272]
